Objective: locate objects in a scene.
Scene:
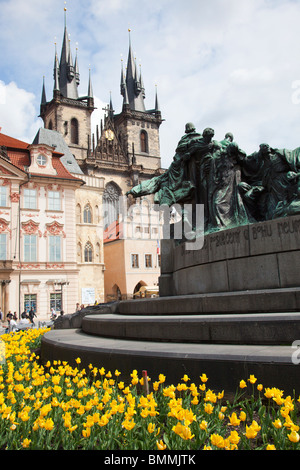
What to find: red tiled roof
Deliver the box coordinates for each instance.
[0,133,29,150]
[0,132,83,182]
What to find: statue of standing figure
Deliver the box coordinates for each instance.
[127,122,300,237]
[240,143,300,221]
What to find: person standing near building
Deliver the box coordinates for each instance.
[28,308,37,325]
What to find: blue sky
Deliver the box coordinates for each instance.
[1,0,300,168]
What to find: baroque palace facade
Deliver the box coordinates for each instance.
[0,14,164,317]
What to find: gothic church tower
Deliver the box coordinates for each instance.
[86,30,164,193]
[40,8,94,164]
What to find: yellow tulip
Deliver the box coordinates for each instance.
[266,444,276,450]
[204,403,214,414]
[199,420,208,431]
[181,374,190,382]
[210,433,225,448]
[22,438,31,448]
[239,380,247,389]
[228,412,241,426]
[288,430,300,443]
[248,374,257,384]
[82,427,91,438]
[156,439,167,450]
[148,422,155,434]
[44,418,54,431]
[228,430,240,446]
[245,425,258,439]
[272,419,282,429]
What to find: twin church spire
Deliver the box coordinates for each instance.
[120,30,160,114]
[41,7,93,105]
[41,14,159,116]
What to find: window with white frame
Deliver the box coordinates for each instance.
[48,191,61,211]
[0,186,7,207]
[145,254,153,268]
[50,293,62,312]
[24,188,37,209]
[131,254,139,269]
[24,234,37,262]
[0,233,7,260]
[49,235,61,262]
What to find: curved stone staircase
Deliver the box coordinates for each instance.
[41,288,300,397]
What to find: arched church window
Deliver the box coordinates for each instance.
[83,204,92,224]
[71,118,79,145]
[84,242,93,263]
[103,183,122,230]
[140,130,148,153]
[48,120,53,130]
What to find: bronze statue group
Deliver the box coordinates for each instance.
[127,123,300,233]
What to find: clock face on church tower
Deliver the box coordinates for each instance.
[105,129,114,141]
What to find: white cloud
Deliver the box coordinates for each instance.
[0,81,41,142]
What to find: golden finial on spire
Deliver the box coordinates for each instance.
[64,2,67,27]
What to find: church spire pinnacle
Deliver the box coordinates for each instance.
[120,29,146,112]
[41,76,47,105]
[58,4,79,99]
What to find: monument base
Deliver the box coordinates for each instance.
[159,215,300,305]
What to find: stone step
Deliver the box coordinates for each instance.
[118,287,300,316]
[41,328,300,397]
[81,312,300,345]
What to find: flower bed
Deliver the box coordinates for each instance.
[0,329,299,450]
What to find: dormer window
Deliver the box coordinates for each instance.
[27,144,57,176]
[37,154,47,166]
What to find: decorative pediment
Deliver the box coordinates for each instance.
[0,155,27,180]
[44,221,66,238]
[21,220,42,237]
[0,218,10,234]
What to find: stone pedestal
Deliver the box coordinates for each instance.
[159,215,300,300]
